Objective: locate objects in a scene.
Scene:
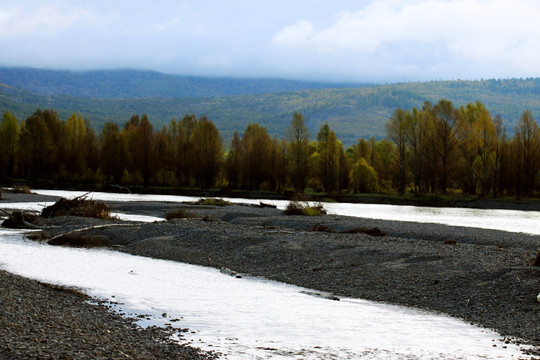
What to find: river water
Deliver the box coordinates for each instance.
[29,189,540,234]
[0,190,537,359]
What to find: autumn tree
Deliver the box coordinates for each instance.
[456,103,481,194]
[432,99,459,194]
[0,111,19,179]
[138,114,155,187]
[403,107,433,194]
[492,115,506,197]
[176,114,198,185]
[386,108,409,194]
[349,138,372,166]
[153,126,173,185]
[267,138,288,192]
[513,110,540,197]
[373,139,394,190]
[18,109,55,181]
[315,122,340,192]
[337,145,351,191]
[351,158,378,193]
[192,116,222,188]
[286,112,310,190]
[123,114,142,183]
[225,131,242,189]
[239,123,273,189]
[100,122,127,183]
[470,106,497,197]
[42,109,64,178]
[64,113,95,179]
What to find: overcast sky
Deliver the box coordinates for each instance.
[1,0,539,83]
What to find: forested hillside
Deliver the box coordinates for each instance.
[0,67,357,98]
[1,71,540,146]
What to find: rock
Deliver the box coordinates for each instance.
[343,227,385,237]
[532,251,540,266]
[219,267,242,278]
[312,223,332,232]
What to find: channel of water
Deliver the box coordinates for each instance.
[0,190,537,359]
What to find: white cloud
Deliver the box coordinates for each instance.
[0,0,538,81]
[271,0,540,78]
[0,3,96,39]
[271,21,315,48]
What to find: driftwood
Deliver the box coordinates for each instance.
[2,210,44,229]
[259,201,277,209]
[311,223,386,237]
[41,193,113,219]
[46,223,138,242]
[0,208,13,216]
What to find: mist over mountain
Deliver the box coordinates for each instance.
[1,67,539,146]
[0,67,362,98]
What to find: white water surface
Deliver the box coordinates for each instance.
[0,228,531,360]
[31,189,540,234]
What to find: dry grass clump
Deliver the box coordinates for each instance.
[284,201,327,216]
[12,185,32,194]
[165,208,197,221]
[41,196,114,220]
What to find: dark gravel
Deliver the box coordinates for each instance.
[0,270,214,359]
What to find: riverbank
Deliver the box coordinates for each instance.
[0,270,215,359]
[1,191,540,358]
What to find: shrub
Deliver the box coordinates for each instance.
[303,204,327,216]
[284,201,327,216]
[165,208,197,220]
[199,198,232,206]
[283,201,305,215]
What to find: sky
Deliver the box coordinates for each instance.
[1,0,539,83]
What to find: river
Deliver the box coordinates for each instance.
[0,190,537,359]
[27,189,540,234]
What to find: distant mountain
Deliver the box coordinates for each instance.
[0,67,361,98]
[1,70,540,147]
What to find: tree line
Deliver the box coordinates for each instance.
[0,99,539,198]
